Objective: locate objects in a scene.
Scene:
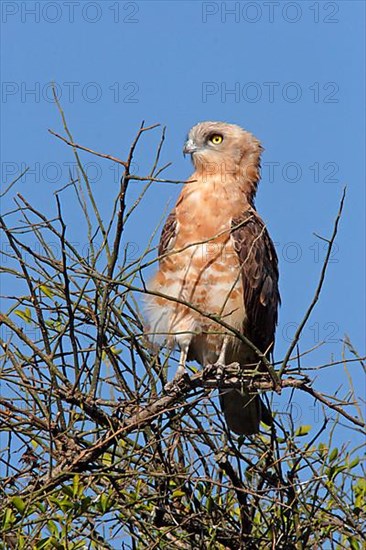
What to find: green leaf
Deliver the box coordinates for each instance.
[49,495,74,513]
[71,541,89,550]
[72,474,80,498]
[99,493,110,513]
[233,506,240,518]
[14,308,32,324]
[61,485,74,499]
[354,478,366,495]
[35,537,57,550]
[79,496,92,514]
[35,501,46,513]
[295,424,311,437]
[11,496,26,515]
[197,483,204,497]
[327,464,347,481]
[2,507,15,529]
[260,420,271,432]
[47,520,59,537]
[329,448,338,462]
[318,443,328,456]
[206,495,213,514]
[349,537,360,550]
[40,285,54,298]
[353,478,366,509]
[349,457,360,469]
[102,452,113,466]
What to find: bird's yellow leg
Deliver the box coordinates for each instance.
[216,335,229,365]
[165,346,189,391]
[175,347,188,379]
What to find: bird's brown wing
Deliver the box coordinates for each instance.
[158,211,177,260]
[231,208,280,357]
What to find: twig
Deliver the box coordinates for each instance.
[48,129,128,168]
[0,168,29,198]
[279,187,347,377]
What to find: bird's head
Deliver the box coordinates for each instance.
[184,121,262,167]
[183,121,263,202]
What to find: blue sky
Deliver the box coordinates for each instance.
[1,1,365,437]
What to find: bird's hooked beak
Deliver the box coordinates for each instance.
[183,139,198,157]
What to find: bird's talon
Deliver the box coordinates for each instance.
[203,363,217,379]
[212,362,224,380]
[164,372,189,392]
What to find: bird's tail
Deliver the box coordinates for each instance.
[219,389,271,435]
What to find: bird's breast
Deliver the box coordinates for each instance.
[145,176,249,358]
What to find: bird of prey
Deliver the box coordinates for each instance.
[145,121,280,435]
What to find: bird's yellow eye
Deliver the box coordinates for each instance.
[209,134,223,145]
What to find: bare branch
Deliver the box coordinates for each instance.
[279,187,347,376]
